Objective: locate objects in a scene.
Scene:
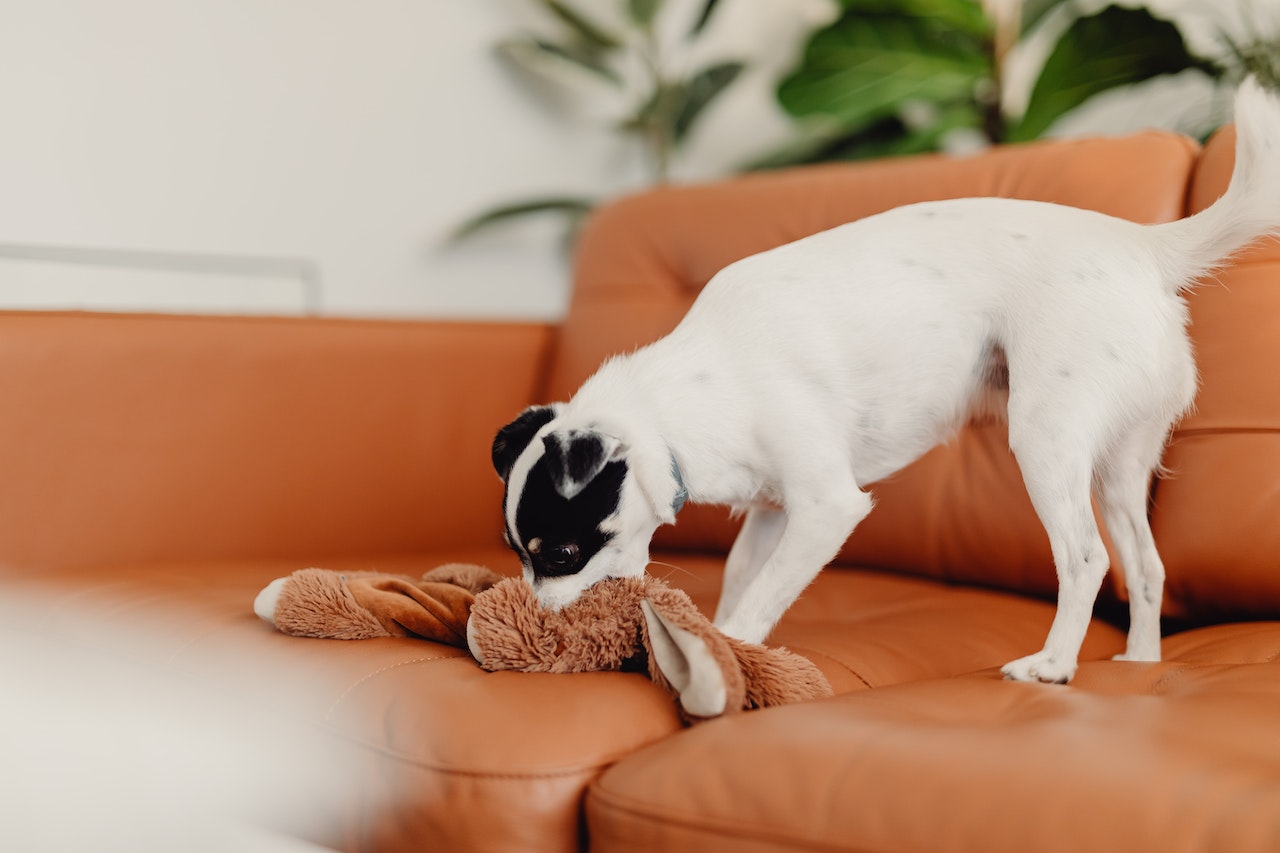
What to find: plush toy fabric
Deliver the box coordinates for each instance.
[466,576,832,722]
[254,563,502,645]
[255,566,831,723]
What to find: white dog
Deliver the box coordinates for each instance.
[491,79,1280,684]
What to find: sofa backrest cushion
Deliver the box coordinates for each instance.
[549,133,1199,599]
[1149,126,1280,619]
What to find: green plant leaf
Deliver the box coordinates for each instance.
[627,0,663,28]
[496,37,622,86]
[541,1,622,51]
[673,62,744,141]
[450,197,596,242]
[1214,30,1280,91]
[830,99,985,160]
[1009,5,1208,141]
[748,98,983,168]
[838,0,991,39]
[689,0,722,38]
[778,11,991,134]
[621,82,684,133]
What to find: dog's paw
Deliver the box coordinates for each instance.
[1001,651,1075,684]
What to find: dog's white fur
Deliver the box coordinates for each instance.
[508,80,1280,683]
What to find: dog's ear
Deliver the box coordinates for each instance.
[541,429,623,500]
[630,449,687,526]
[492,405,559,481]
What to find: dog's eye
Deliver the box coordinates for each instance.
[543,542,580,572]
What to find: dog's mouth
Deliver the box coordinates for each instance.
[529,576,587,612]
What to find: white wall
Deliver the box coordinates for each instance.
[0,0,828,320]
[0,1,1270,320]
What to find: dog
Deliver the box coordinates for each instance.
[492,79,1280,684]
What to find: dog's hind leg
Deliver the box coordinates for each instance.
[1096,423,1170,663]
[1002,424,1110,684]
[716,505,787,624]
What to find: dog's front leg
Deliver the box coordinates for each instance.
[715,505,787,625]
[716,483,873,645]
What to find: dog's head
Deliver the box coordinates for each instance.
[492,405,687,610]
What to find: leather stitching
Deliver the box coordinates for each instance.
[784,645,872,690]
[324,653,464,721]
[589,784,884,853]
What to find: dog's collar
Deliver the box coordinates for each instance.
[670,451,688,517]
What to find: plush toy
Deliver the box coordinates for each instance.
[254,566,831,723]
[253,563,503,644]
[466,575,832,722]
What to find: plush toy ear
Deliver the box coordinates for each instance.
[492,405,559,481]
[639,579,833,722]
[541,429,623,500]
[641,598,738,719]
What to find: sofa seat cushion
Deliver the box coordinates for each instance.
[4,547,1124,851]
[2,545,680,853]
[586,624,1280,853]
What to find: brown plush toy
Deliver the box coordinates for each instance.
[255,566,831,723]
[466,575,832,723]
[254,563,503,644]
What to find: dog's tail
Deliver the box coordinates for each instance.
[1153,77,1280,287]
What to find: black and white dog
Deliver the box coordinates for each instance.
[491,80,1280,684]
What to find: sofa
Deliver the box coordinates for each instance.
[2,122,1278,853]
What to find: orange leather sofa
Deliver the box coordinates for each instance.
[3,125,1278,852]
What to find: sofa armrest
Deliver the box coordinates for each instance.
[0,311,553,572]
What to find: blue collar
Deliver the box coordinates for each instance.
[670,452,688,516]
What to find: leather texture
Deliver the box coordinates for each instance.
[4,546,674,853]
[0,312,552,571]
[587,635,1280,853]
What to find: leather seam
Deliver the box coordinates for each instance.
[589,784,883,853]
[319,726,661,781]
[323,653,466,721]
[784,645,872,690]
[320,657,682,778]
[1172,427,1280,438]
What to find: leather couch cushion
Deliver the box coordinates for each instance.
[587,623,1280,853]
[2,546,677,853]
[4,548,1122,852]
[548,133,1200,598]
[1150,126,1280,618]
